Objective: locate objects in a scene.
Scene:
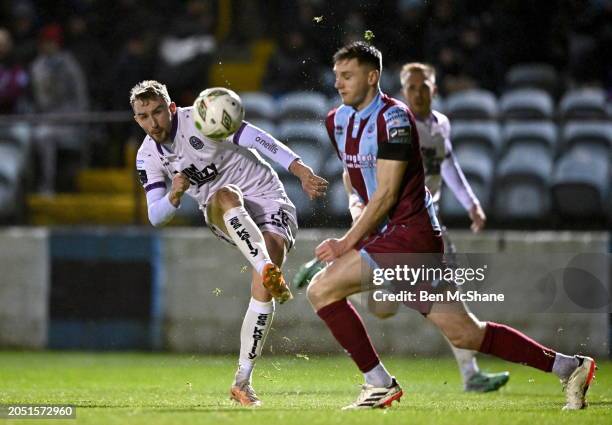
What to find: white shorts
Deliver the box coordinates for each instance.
[204,194,298,251]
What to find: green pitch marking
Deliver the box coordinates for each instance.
[0,352,609,425]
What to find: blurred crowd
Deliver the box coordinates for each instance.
[0,0,611,115]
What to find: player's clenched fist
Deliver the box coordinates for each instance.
[169,173,190,206]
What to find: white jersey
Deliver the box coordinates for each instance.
[136,106,298,208]
[416,110,478,210]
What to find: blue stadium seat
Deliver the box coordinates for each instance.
[322,153,344,178]
[440,145,494,220]
[505,63,559,96]
[445,89,498,120]
[450,121,502,156]
[561,121,612,152]
[499,89,554,120]
[502,121,557,153]
[327,178,349,220]
[551,146,610,218]
[277,121,328,146]
[0,144,25,183]
[494,144,553,220]
[246,119,277,137]
[278,91,328,121]
[288,141,325,175]
[241,92,277,121]
[559,88,608,120]
[0,122,32,152]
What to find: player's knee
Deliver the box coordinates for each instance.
[306,273,330,306]
[212,186,243,210]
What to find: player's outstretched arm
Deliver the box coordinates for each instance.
[440,136,485,232]
[315,159,407,262]
[289,159,328,200]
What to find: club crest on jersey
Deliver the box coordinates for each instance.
[189,136,204,150]
[367,123,375,134]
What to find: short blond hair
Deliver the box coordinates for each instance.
[400,62,436,87]
[129,80,171,108]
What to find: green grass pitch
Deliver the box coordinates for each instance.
[0,352,610,425]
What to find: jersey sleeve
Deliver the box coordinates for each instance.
[440,121,479,210]
[377,105,414,161]
[325,109,341,160]
[136,145,166,193]
[232,121,300,170]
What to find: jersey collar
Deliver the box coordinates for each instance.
[353,90,382,121]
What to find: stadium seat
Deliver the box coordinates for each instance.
[440,144,494,220]
[559,88,608,120]
[0,122,32,151]
[241,92,277,121]
[561,121,612,152]
[277,121,328,146]
[380,68,402,97]
[445,89,498,120]
[278,91,328,121]
[246,119,277,136]
[288,141,325,175]
[494,145,553,220]
[326,178,349,220]
[551,146,610,218]
[499,89,554,120]
[0,144,25,184]
[280,177,315,220]
[450,121,502,156]
[322,153,344,177]
[502,121,557,153]
[505,63,559,96]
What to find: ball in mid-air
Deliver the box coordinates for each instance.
[192,87,244,139]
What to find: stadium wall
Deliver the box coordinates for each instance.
[0,228,609,358]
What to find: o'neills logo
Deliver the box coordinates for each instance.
[255,136,278,154]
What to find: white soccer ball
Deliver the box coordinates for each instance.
[192,87,245,139]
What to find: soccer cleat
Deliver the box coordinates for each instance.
[342,377,403,410]
[262,263,293,304]
[230,382,262,407]
[562,355,596,410]
[292,257,325,289]
[464,371,510,392]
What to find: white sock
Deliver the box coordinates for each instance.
[552,353,579,380]
[234,297,275,385]
[448,342,480,383]
[223,207,272,274]
[364,362,393,388]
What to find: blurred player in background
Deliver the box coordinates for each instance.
[306,42,595,410]
[130,80,327,406]
[294,62,508,392]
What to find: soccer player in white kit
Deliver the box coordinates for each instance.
[293,63,508,392]
[130,80,327,406]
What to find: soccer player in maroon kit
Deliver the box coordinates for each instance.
[306,41,595,410]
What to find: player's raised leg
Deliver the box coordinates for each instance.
[231,232,287,406]
[206,185,292,303]
[307,250,402,409]
[427,301,596,409]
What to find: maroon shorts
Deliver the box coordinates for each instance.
[357,219,444,315]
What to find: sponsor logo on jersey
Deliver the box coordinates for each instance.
[335,125,344,136]
[341,152,376,169]
[255,136,278,154]
[181,163,219,187]
[138,169,148,185]
[189,136,204,150]
[389,126,412,146]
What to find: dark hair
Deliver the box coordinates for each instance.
[333,41,382,72]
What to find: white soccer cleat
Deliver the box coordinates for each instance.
[342,377,403,410]
[562,355,596,410]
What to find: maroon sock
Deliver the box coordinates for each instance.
[316,299,380,373]
[479,322,556,372]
